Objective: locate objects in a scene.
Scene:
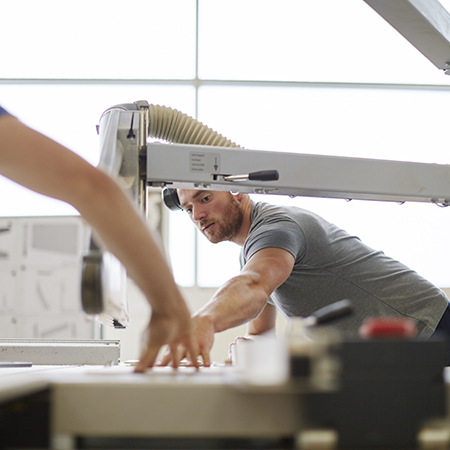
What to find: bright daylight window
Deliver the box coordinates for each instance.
[171,0,450,289]
[0,0,196,215]
[2,0,450,290]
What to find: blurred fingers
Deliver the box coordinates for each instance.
[185,339,200,369]
[170,344,184,369]
[134,343,161,373]
[201,348,211,367]
[156,347,173,366]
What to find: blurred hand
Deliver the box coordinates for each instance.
[157,315,215,368]
[134,310,199,373]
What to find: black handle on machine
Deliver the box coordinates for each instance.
[309,299,352,326]
[248,170,279,181]
[222,170,279,182]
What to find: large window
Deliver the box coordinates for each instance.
[2,0,450,290]
[172,0,450,289]
[0,0,196,215]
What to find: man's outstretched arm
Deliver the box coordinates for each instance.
[160,246,295,366]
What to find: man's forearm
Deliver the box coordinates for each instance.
[194,272,270,333]
[194,248,294,335]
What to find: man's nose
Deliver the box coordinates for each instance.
[192,204,207,222]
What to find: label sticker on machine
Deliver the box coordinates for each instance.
[190,152,220,173]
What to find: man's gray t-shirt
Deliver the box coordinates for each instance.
[240,201,448,338]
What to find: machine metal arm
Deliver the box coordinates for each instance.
[363,0,450,74]
[147,142,450,206]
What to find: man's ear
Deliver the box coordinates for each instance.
[231,192,245,202]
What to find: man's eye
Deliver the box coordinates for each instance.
[202,195,211,203]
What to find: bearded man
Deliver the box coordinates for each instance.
[163,189,450,366]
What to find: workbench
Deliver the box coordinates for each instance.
[2,361,450,450]
[0,364,305,450]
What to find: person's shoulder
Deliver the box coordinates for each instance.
[251,201,303,229]
[253,201,311,222]
[253,200,291,216]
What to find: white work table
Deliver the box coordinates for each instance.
[2,364,450,449]
[0,364,304,449]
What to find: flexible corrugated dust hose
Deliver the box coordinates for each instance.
[147,104,242,149]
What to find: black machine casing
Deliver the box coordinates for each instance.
[301,338,447,449]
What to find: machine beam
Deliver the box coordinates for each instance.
[363,0,450,73]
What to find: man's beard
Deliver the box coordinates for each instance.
[202,196,244,244]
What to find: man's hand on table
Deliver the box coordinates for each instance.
[134,310,200,373]
[157,315,215,368]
